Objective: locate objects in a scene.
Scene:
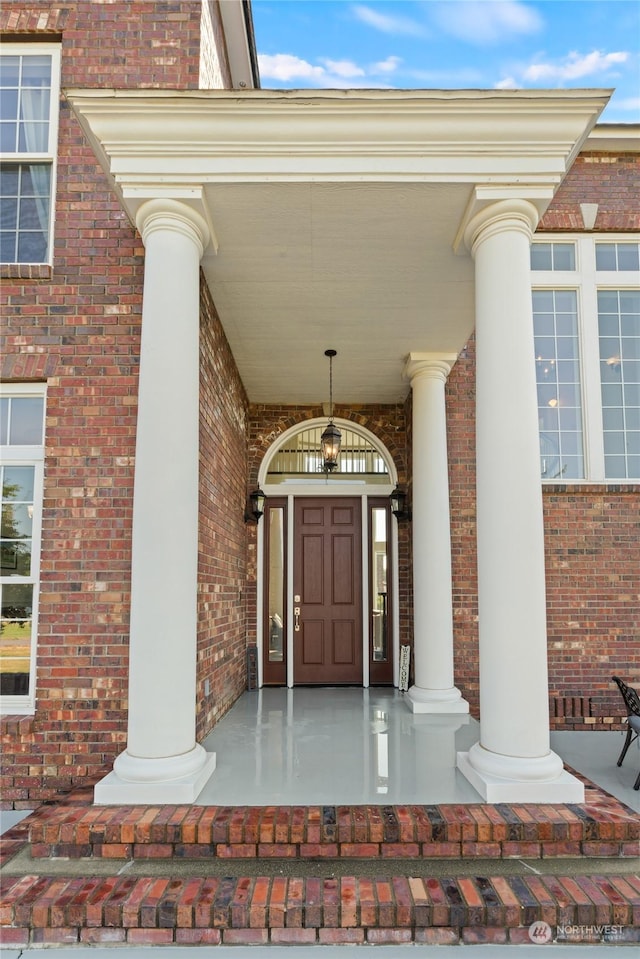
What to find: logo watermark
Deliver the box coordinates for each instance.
[528,921,552,944]
[529,921,627,944]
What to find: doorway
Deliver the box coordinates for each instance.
[293,497,362,684]
[258,418,399,688]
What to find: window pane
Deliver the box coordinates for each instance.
[531,244,551,270]
[7,397,44,444]
[595,244,617,270]
[552,244,575,270]
[0,583,33,696]
[20,56,51,87]
[0,162,51,264]
[0,56,20,86]
[371,508,388,663]
[0,120,17,153]
[599,292,640,479]
[0,196,17,230]
[17,229,47,263]
[0,399,8,445]
[18,121,48,152]
[531,243,575,271]
[617,245,640,271]
[596,242,640,271]
[533,289,584,479]
[267,508,285,663]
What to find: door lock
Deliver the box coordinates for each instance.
[294,607,301,632]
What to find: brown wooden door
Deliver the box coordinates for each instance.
[293,497,362,684]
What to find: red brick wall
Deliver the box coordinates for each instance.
[539,152,640,232]
[197,280,250,741]
[1,2,203,89]
[0,2,230,806]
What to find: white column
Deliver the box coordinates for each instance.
[456,199,583,802]
[95,198,216,804]
[404,354,468,714]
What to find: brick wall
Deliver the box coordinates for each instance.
[539,152,640,231]
[0,2,229,806]
[197,279,250,741]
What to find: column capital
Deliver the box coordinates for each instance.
[135,197,211,259]
[463,198,539,258]
[404,352,458,386]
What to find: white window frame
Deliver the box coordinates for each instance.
[0,383,46,714]
[532,234,640,483]
[0,43,61,266]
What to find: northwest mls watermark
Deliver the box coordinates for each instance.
[529,921,628,944]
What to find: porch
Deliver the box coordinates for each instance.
[196,686,639,810]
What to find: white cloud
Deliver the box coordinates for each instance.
[431,0,543,45]
[320,58,366,79]
[372,56,402,74]
[352,4,428,37]
[612,96,640,112]
[495,76,518,89]
[524,50,629,82]
[257,53,326,83]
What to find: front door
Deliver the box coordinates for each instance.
[293,497,362,684]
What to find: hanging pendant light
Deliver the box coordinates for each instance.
[320,349,341,473]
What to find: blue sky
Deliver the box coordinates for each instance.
[252,0,640,122]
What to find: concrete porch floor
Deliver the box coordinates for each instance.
[197,687,640,812]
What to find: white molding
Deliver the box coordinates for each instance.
[66,89,609,193]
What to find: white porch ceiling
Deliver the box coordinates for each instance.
[201,180,474,403]
[65,88,610,404]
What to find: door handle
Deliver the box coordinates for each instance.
[294,607,300,632]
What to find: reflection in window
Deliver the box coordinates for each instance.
[598,290,640,479]
[533,290,584,479]
[371,508,388,662]
[267,508,285,662]
[0,388,44,703]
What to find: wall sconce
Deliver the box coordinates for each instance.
[390,485,411,521]
[245,487,266,523]
[320,349,341,473]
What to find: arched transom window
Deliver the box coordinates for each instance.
[264,420,392,485]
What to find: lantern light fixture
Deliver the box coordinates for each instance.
[245,487,266,523]
[390,485,411,521]
[320,349,341,473]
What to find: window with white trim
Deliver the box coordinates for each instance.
[532,237,640,481]
[0,385,46,712]
[0,45,60,264]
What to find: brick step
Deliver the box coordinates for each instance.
[2,871,639,948]
[27,798,640,861]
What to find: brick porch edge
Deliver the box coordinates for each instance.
[25,798,640,861]
[2,872,640,947]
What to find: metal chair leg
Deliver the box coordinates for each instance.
[616,725,635,766]
[635,769,640,791]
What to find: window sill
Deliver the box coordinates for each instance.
[0,263,53,280]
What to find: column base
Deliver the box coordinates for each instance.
[405,685,470,714]
[94,749,217,805]
[456,745,585,803]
